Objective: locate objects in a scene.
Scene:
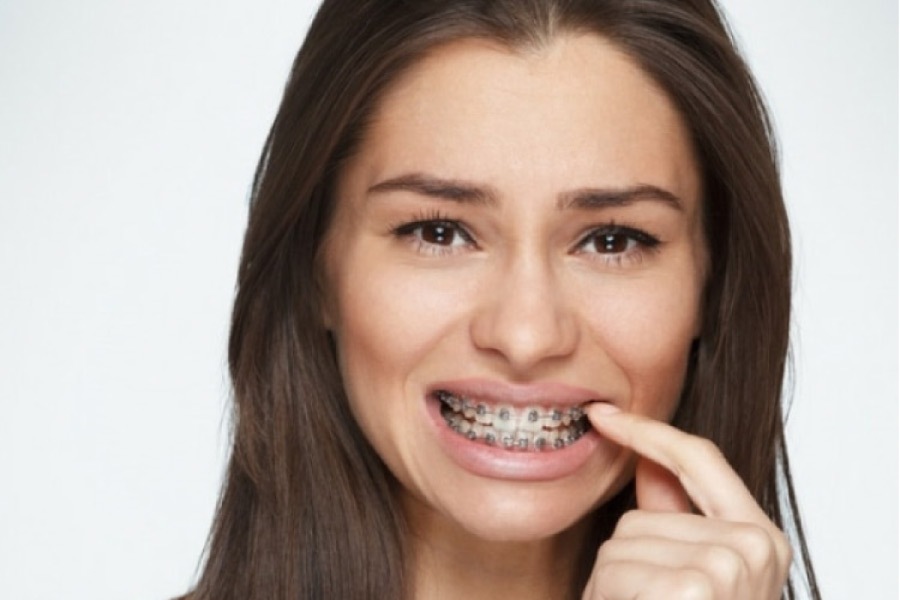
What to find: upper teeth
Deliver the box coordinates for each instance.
[437,390,585,429]
[436,390,589,451]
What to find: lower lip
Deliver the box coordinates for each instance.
[425,395,602,482]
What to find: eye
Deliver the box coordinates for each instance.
[589,231,637,254]
[392,218,476,254]
[417,221,469,247]
[575,224,660,264]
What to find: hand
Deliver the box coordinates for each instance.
[581,404,792,599]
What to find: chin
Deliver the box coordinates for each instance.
[442,485,597,543]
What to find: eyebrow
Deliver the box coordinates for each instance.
[558,185,684,212]
[368,174,496,205]
[367,173,684,211]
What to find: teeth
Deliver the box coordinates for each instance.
[447,413,466,434]
[436,390,591,451]
[542,429,560,449]
[474,403,492,424]
[462,400,477,420]
[514,430,532,451]
[438,390,462,412]
[437,392,585,428]
[493,404,516,432]
[519,406,548,434]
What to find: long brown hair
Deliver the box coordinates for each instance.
[183,1,819,598]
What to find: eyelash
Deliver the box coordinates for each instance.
[574,222,662,267]
[389,212,661,266]
[389,210,477,256]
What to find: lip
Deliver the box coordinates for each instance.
[426,378,603,407]
[424,378,611,482]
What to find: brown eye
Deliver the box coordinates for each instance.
[592,232,631,254]
[577,225,661,260]
[393,218,475,254]
[420,222,456,245]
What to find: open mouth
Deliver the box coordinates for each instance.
[435,389,592,451]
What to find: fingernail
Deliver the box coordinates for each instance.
[589,402,620,415]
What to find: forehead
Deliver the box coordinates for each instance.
[341,34,700,210]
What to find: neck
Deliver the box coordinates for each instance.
[403,496,592,600]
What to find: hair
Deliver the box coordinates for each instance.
[182,1,820,598]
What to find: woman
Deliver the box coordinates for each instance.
[183,0,819,598]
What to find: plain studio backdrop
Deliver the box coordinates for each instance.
[0,1,896,598]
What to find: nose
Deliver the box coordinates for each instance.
[469,254,579,373]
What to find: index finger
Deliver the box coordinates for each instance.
[585,403,769,526]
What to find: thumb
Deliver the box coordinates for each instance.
[635,457,692,513]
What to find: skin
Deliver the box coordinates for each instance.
[321,34,789,599]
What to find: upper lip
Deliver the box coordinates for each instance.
[427,378,602,407]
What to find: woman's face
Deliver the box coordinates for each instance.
[321,34,707,542]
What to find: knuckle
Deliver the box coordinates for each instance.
[613,509,643,536]
[670,568,715,599]
[589,556,623,584]
[702,544,745,582]
[733,523,777,570]
[593,539,615,563]
[688,436,724,463]
[773,528,794,570]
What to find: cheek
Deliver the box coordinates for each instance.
[334,266,465,366]
[328,259,472,433]
[582,274,701,418]
[330,271,408,416]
